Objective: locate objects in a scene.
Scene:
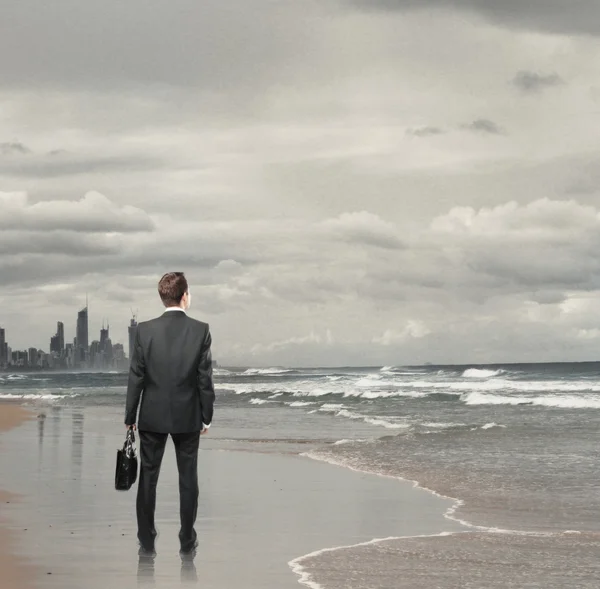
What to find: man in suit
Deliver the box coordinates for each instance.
[125,272,215,556]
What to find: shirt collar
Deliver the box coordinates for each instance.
[164,306,186,314]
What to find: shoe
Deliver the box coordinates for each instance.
[179,540,198,556]
[138,544,156,557]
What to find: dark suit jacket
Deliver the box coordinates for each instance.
[124,310,215,433]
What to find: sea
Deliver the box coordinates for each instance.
[2,362,600,587]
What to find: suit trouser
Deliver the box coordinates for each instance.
[136,430,200,551]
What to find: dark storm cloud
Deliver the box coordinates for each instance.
[461,119,503,135]
[349,0,600,36]
[513,71,564,94]
[0,141,30,155]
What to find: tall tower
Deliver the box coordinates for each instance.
[76,302,89,364]
[100,320,109,349]
[0,327,5,365]
[128,313,138,361]
[57,321,65,352]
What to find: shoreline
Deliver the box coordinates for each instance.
[0,403,36,589]
[0,402,460,589]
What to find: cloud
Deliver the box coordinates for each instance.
[407,126,445,137]
[321,211,404,250]
[0,141,30,155]
[0,231,120,256]
[373,321,431,345]
[0,1,319,95]
[348,1,600,36]
[0,154,163,178]
[0,191,155,233]
[429,198,600,290]
[250,331,324,355]
[461,119,503,135]
[512,71,564,94]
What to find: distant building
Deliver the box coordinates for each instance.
[0,327,6,366]
[76,306,89,365]
[128,317,138,362]
[28,347,38,367]
[50,321,65,355]
[112,343,127,370]
[57,321,64,352]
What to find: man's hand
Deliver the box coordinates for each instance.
[126,424,137,431]
[200,427,209,435]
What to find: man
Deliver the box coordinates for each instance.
[125,272,215,556]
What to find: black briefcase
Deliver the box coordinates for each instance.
[115,429,138,491]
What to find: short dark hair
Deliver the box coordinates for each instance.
[158,272,188,307]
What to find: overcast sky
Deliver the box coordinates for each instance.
[1,0,600,366]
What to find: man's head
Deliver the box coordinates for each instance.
[158,272,191,310]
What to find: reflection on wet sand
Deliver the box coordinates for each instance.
[136,553,198,585]
[70,411,84,482]
[137,553,155,585]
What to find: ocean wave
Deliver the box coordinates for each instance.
[420,422,468,429]
[332,438,369,445]
[319,403,346,411]
[462,368,504,378]
[481,422,506,429]
[0,393,65,400]
[242,367,294,376]
[462,392,600,409]
[335,409,409,429]
[249,398,270,405]
[288,401,316,407]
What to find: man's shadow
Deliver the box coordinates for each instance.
[137,553,198,585]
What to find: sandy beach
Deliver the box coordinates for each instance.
[0,404,35,589]
[0,403,461,589]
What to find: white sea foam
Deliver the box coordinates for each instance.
[319,403,345,411]
[462,368,504,378]
[288,531,462,589]
[481,422,506,429]
[462,391,600,409]
[249,398,269,405]
[420,422,467,429]
[364,417,410,429]
[242,367,292,375]
[334,409,409,430]
[0,393,65,400]
[289,401,316,407]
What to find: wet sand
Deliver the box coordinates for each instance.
[301,530,600,589]
[0,404,35,589]
[0,405,463,589]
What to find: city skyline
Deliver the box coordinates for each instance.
[0,301,132,371]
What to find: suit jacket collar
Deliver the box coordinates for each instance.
[162,308,187,317]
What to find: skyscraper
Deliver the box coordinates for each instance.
[50,321,65,355]
[128,316,138,361]
[76,305,89,364]
[57,321,64,352]
[99,321,113,369]
[0,327,6,365]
